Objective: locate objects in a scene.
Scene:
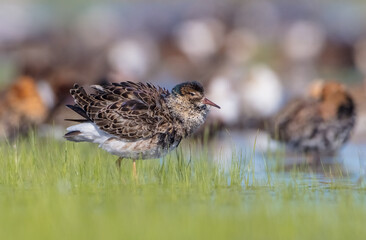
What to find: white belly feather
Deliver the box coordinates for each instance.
[66,123,169,159]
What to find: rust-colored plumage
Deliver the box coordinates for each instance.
[270,81,356,155]
[0,76,48,138]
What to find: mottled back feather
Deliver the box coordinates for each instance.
[69,82,173,142]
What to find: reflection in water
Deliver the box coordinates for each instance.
[205,130,366,184]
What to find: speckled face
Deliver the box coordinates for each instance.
[168,81,220,136]
[172,82,220,109]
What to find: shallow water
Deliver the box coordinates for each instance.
[208,130,366,186]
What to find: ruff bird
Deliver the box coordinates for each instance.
[0,76,54,139]
[269,81,356,157]
[64,81,220,175]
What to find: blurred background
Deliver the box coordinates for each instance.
[1,0,366,153]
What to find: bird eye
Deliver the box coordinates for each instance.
[189,92,196,96]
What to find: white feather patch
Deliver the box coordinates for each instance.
[66,123,113,145]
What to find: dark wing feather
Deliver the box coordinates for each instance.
[69,82,171,141]
[65,104,91,121]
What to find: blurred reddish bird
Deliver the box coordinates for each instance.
[0,76,49,139]
[269,81,356,157]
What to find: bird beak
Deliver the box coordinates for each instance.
[202,98,220,109]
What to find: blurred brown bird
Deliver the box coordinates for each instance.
[0,76,49,139]
[269,81,356,157]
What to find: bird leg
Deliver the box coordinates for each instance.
[116,157,123,169]
[133,159,137,178]
[116,158,137,178]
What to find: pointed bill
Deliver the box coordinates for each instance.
[202,98,220,109]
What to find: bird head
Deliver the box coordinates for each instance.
[172,81,220,110]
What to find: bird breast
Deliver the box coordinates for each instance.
[101,136,170,159]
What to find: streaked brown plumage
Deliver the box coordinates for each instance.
[269,81,356,156]
[64,81,220,169]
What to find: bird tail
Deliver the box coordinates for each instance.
[70,84,92,110]
[64,84,93,123]
[64,104,91,123]
[64,122,110,144]
[68,83,104,120]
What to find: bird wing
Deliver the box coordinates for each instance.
[69,81,172,141]
[271,98,322,142]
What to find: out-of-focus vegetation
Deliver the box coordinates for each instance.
[0,135,365,240]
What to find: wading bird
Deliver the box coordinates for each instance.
[64,81,220,175]
[269,81,356,160]
[0,76,53,139]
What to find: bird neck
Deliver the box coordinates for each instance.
[166,95,208,137]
